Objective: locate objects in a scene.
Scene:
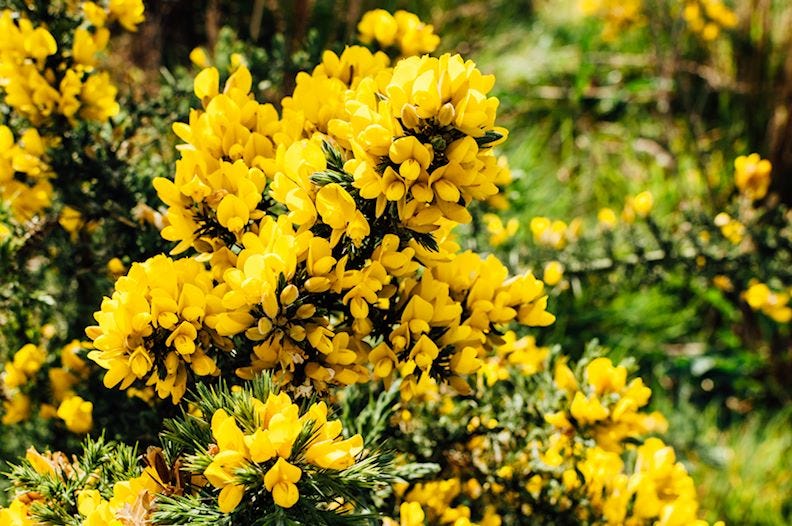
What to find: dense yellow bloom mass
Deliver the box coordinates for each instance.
[162,45,508,251]
[86,255,227,402]
[0,9,121,126]
[397,348,723,525]
[156,65,277,254]
[343,53,507,225]
[204,391,364,512]
[149,41,554,400]
[0,1,142,229]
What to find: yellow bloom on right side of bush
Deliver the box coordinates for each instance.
[734,153,772,201]
[743,281,792,323]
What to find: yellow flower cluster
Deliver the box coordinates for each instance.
[86,255,227,402]
[0,126,53,221]
[76,473,158,525]
[1,343,45,425]
[681,0,738,41]
[579,0,644,41]
[396,350,722,525]
[144,44,553,399]
[381,252,555,401]
[204,391,363,511]
[345,54,507,226]
[0,7,123,126]
[579,438,723,526]
[734,153,772,201]
[389,478,502,526]
[743,281,792,323]
[581,0,736,43]
[482,213,518,247]
[478,331,549,386]
[714,212,745,245]
[529,216,582,249]
[0,2,144,227]
[1,339,93,433]
[357,9,440,57]
[160,48,506,248]
[546,357,667,451]
[0,445,159,526]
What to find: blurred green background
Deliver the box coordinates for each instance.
[3,0,790,523]
[113,1,791,523]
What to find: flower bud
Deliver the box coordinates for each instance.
[400,103,420,129]
[437,102,456,127]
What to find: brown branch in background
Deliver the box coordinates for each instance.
[130,9,162,71]
[768,9,792,204]
[291,0,313,51]
[206,0,221,51]
[280,0,314,100]
[268,0,285,35]
[346,0,363,36]
[250,0,266,41]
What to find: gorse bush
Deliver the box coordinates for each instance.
[1,0,787,524]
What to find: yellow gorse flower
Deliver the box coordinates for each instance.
[597,207,618,229]
[631,191,654,217]
[714,212,745,245]
[0,2,142,229]
[682,0,737,41]
[734,153,772,201]
[0,8,123,126]
[108,0,145,32]
[56,394,93,434]
[743,281,792,323]
[579,0,644,41]
[77,472,160,525]
[86,255,227,402]
[0,498,36,526]
[357,9,440,57]
[543,261,565,286]
[0,126,53,221]
[483,213,518,247]
[547,356,667,452]
[204,391,364,512]
[530,216,573,249]
[148,47,554,400]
